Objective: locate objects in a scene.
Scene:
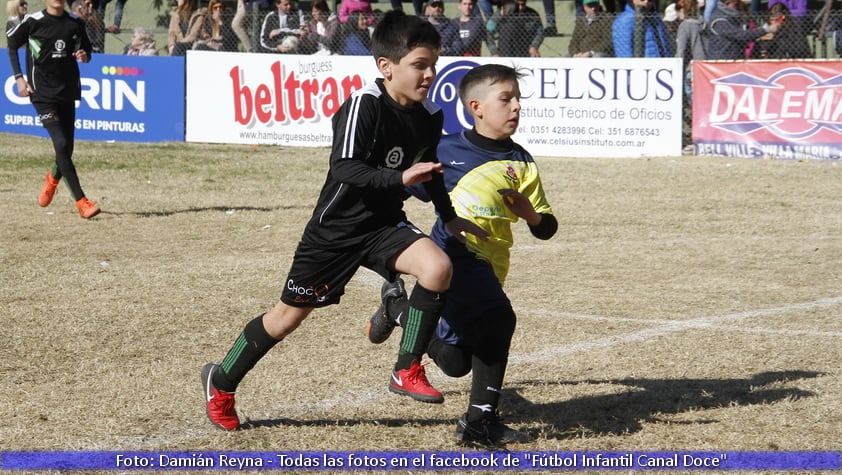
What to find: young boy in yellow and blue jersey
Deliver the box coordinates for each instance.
[367,63,558,446]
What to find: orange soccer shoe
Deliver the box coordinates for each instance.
[37,172,60,207]
[75,197,101,219]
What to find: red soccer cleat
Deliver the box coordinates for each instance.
[388,360,444,403]
[201,363,240,431]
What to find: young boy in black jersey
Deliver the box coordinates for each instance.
[201,10,488,431]
[7,0,100,219]
[367,64,558,446]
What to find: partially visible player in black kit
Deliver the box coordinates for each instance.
[7,0,100,219]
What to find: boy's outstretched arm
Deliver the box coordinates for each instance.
[403,162,489,243]
[498,188,542,226]
[499,188,558,240]
[444,217,489,244]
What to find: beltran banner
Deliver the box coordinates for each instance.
[0,49,185,142]
[186,52,683,158]
[692,60,842,161]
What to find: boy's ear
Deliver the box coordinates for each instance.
[468,98,482,118]
[377,57,392,80]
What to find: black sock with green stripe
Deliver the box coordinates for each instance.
[395,284,445,371]
[212,314,279,393]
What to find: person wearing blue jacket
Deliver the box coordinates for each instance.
[706,0,778,59]
[612,0,672,57]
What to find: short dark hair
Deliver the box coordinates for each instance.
[370,10,441,62]
[458,63,524,108]
[311,0,330,13]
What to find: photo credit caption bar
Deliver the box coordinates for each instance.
[0,451,839,471]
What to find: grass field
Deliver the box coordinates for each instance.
[1,131,841,473]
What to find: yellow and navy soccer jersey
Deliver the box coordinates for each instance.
[427,131,554,284]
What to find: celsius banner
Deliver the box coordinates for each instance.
[692,60,842,161]
[0,49,185,142]
[186,52,683,158]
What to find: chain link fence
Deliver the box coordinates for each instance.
[65,0,842,58]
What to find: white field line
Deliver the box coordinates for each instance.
[116,296,842,447]
[257,296,842,414]
[509,296,842,365]
[513,234,841,251]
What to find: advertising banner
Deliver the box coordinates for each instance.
[186,52,684,158]
[692,60,842,161]
[1,49,185,142]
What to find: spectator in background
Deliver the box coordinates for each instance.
[390,0,425,16]
[487,0,544,57]
[756,2,811,58]
[300,0,340,54]
[455,0,485,56]
[124,26,158,55]
[194,0,238,51]
[231,0,253,52]
[475,0,493,19]
[568,0,614,57]
[706,0,778,59]
[168,0,205,55]
[72,0,105,53]
[674,0,705,65]
[5,0,27,32]
[612,0,672,57]
[662,0,684,44]
[339,0,374,24]
[542,0,557,36]
[260,0,306,53]
[674,0,703,141]
[425,0,464,55]
[98,0,127,34]
[339,10,372,54]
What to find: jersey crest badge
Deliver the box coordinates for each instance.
[505,165,520,184]
[384,146,404,169]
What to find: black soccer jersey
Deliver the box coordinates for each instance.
[6,9,91,103]
[302,78,456,250]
